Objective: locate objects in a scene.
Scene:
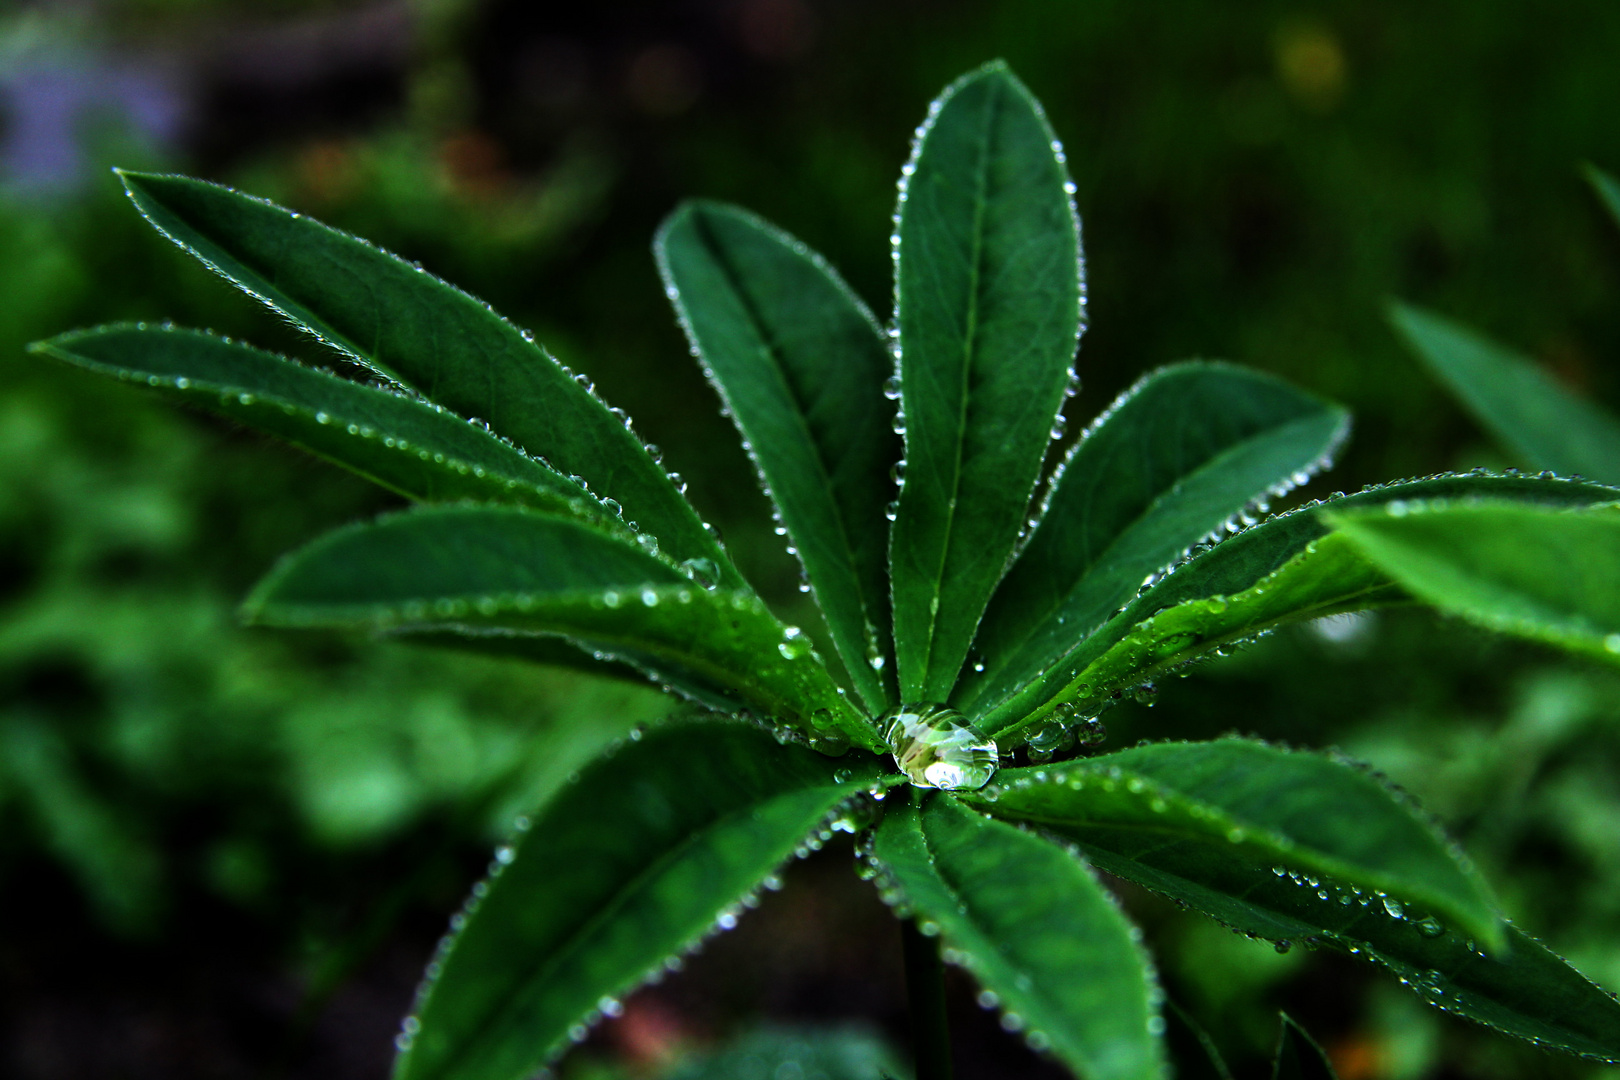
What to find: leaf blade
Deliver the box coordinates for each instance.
[1058,821,1620,1062]
[871,794,1165,1080]
[656,201,900,712]
[975,473,1620,739]
[890,62,1085,703]
[959,362,1348,714]
[963,738,1503,951]
[31,324,604,515]
[245,505,879,749]
[1390,302,1620,486]
[116,171,738,586]
[1330,501,1620,664]
[396,720,887,1080]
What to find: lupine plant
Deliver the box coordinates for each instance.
[31,63,1620,1080]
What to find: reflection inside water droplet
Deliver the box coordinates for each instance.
[881,703,997,790]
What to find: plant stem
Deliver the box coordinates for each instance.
[901,919,954,1080]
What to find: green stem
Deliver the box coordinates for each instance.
[901,919,954,1080]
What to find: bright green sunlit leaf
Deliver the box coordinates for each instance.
[1330,500,1620,665]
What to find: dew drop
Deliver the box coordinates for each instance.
[881,703,997,791]
[679,557,720,589]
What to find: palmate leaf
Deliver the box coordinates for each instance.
[871,794,1165,1080]
[960,739,1503,951]
[973,473,1620,740]
[31,324,606,517]
[244,505,880,749]
[116,171,741,587]
[1065,821,1620,1061]
[1331,501,1620,664]
[958,362,1348,715]
[656,201,900,713]
[889,61,1085,704]
[1391,302,1620,485]
[396,720,889,1080]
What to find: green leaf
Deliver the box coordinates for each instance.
[1587,163,1620,232]
[1330,501,1620,664]
[30,324,606,516]
[1390,302,1620,486]
[116,170,739,587]
[245,505,879,749]
[1060,818,1620,1062]
[975,473,1620,739]
[871,793,1165,1080]
[961,738,1504,951]
[656,201,900,713]
[889,61,1085,704]
[959,362,1348,715]
[396,720,888,1080]
[1272,1015,1338,1080]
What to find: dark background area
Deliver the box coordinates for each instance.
[3,1,1620,1077]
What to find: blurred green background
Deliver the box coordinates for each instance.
[2,1,1619,1077]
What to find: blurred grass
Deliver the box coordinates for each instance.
[3,1,1620,1077]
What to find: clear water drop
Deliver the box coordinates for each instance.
[881,703,998,791]
[679,557,720,589]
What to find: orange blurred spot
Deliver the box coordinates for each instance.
[1328,1034,1386,1080]
[611,997,688,1072]
[437,130,509,198]
[297,139,359,203]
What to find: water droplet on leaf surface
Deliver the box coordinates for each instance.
[881,703,997,790]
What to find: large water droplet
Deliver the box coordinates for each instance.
[679,557,720,589]
[881,703,998,791]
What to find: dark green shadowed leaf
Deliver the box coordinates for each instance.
[1272,1015,1338,1080]
[1390,302,1620,486]
[1588,164,1620,231]
[1331,501,1620,664]
[961,739,1503,951]
[976,474,1620,739]
[871,794,1165,1080]
[957,362,1348,715]
[656,201,900,712]
[890,61,1084,704]
[31,324,605,516]
[1056,820,1620,1062]
[244,505,879,749]
[116,170,738,586]
[395,721,888,1080]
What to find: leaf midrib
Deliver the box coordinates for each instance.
[914,77,1002,698]
[687,210,886,708]
[914,800,1117,1062]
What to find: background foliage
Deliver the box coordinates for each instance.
[2,1,1619,1077]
